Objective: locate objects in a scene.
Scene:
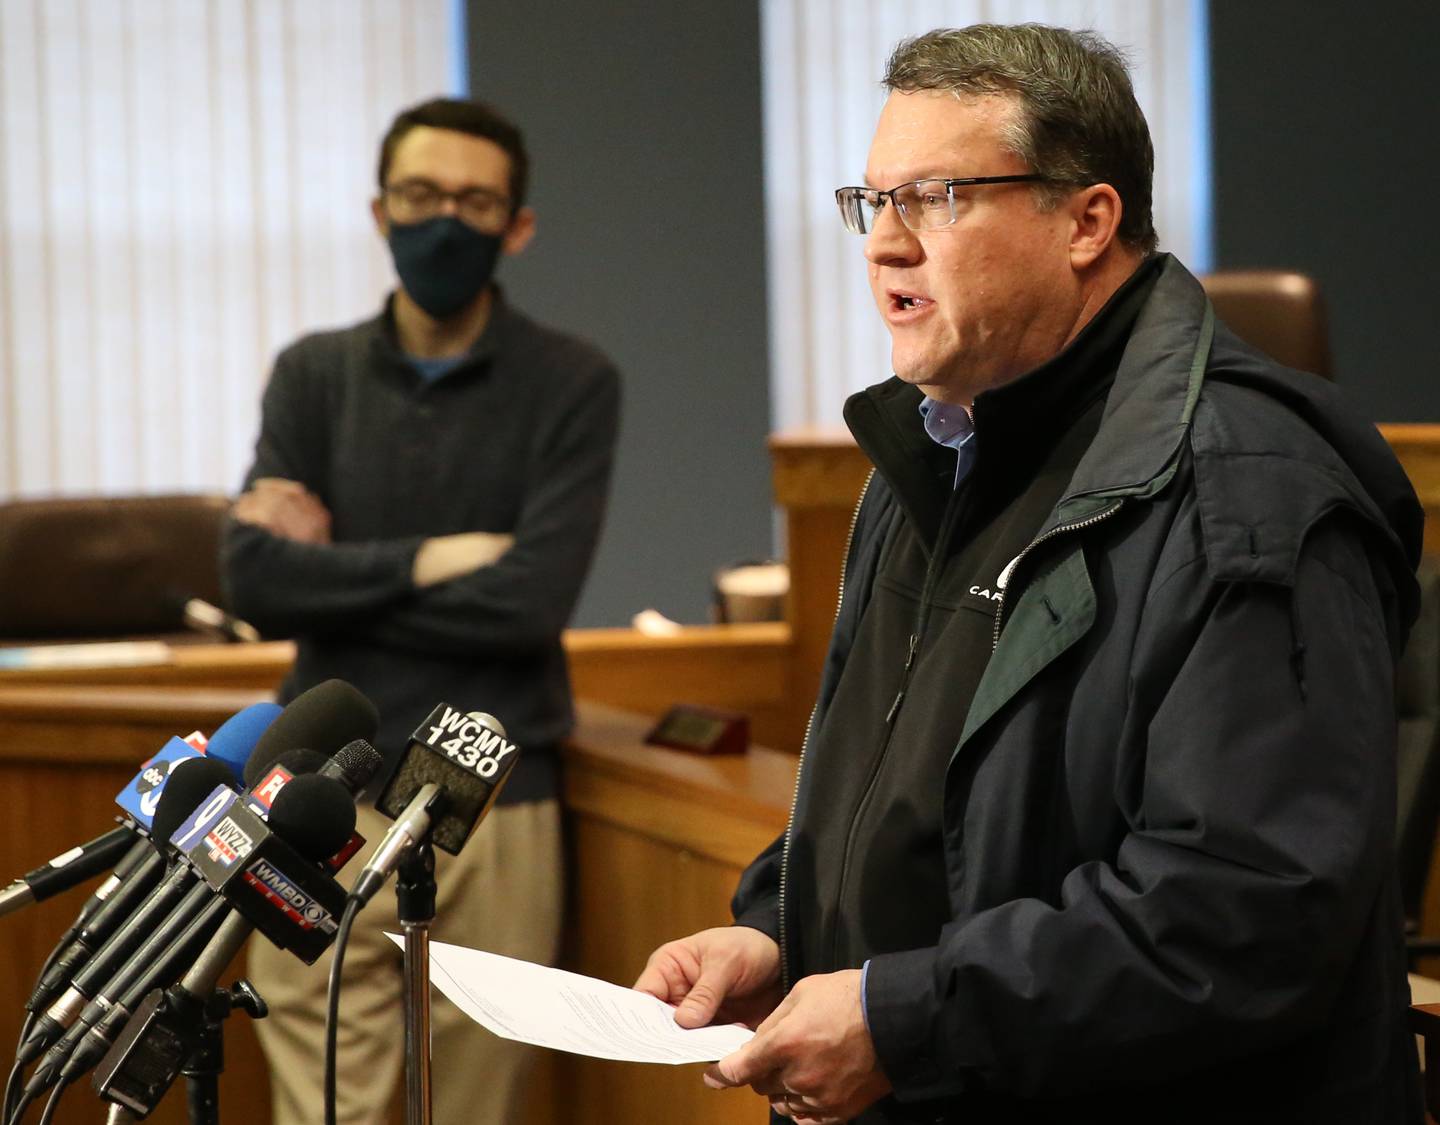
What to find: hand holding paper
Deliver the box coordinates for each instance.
[387,936,753,1064]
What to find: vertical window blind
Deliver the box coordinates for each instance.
[0,0,458,497]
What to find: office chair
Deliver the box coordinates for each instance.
[1199,268,1335,379]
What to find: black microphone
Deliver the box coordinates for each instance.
[244,680,380,789]
[25,750,318,1068]
[357,706,520,905]
[22,758,238,1027]
[56,765,373,1092]
[92,777,363,1116]
[0,702,276,927]
[0,829,136,919]
[27,688,380,1092]
[28,764,239,1022]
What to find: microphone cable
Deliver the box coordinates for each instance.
[34,1075,72,1125]
[5,923,83,1124]
[323,898,365,1125]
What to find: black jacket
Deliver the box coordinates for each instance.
[734,256,1424,1123]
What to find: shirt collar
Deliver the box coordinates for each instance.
[917,397,975,450]
[917,397,977,488]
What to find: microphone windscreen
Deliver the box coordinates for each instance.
[376,709,518,855]
[245,680,379,786]
[150,757,236,849]
[267,775,357,860]
[205,702,283,781]
[323,739,385,795]
[268,749,328,778]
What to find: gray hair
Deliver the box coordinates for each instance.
[884,24,1157,254]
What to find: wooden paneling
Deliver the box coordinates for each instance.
[770,428,874,751]
[542,702,790,1124]
[566,624,795,750]
[0,688,276,1125]
[1383,424,1440,557]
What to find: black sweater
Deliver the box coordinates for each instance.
[222,293,620,801]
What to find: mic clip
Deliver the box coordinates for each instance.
[395,840,438,923]
[92,981,268,1117]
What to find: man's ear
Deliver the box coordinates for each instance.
[503,206,537,256]
[1068,183,1123,270]
[371,197,389,239]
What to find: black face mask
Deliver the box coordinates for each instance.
[387,216,502,319]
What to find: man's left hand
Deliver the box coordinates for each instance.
[703,969,891,1124]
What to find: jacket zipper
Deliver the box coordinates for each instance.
[991,500,1124,650]
[778,469,873,995]
[823,484,965,970]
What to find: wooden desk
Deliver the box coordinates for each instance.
[0,622,802,749]
[0,686,790,1125]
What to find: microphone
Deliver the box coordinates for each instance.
[0,830,136,919]
[173,595,262,644]
[245,680,380,786]
[0,702,279,925]
[24,686,378,1088]
[36,748,320,1042]
[18,758,239,1056]
[51,760,373,1091]
[93,777,363,1116]
[356,706,519,905]
[20,701,280,1021]
[178,771,367,962]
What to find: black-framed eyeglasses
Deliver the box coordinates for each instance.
[382,178,512,229]
[835,175,1051,235]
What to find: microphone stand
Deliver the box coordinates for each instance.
[396,843,436,1125]
[91,914,265,1125]
[181,981,267,1125]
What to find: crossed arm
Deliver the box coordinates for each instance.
[222,350,619,654]
[232,477,515,586]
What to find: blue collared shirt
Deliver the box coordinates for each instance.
[918,396,977,488]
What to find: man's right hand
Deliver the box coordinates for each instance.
[634,926,783,1030]
[232,478,332,544]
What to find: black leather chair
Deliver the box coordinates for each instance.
[0,494,230,641]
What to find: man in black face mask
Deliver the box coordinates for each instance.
[222,98,620,1125]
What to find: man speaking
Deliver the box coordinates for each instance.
[637,24,1423,1124]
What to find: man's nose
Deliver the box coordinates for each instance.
[864,202,920,267]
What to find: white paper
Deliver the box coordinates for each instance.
[385,934,753,1064]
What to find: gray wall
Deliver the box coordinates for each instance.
[1209,2,1440,421]
[470,3,1440,625]
[467,2,773,627]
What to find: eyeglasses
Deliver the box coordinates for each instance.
[834,175,1050,235]
[382,178,512,229]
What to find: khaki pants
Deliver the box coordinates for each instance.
[248,800,563,1125]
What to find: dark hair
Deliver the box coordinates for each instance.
[377,97,529,209]
[884,24,1157,254]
